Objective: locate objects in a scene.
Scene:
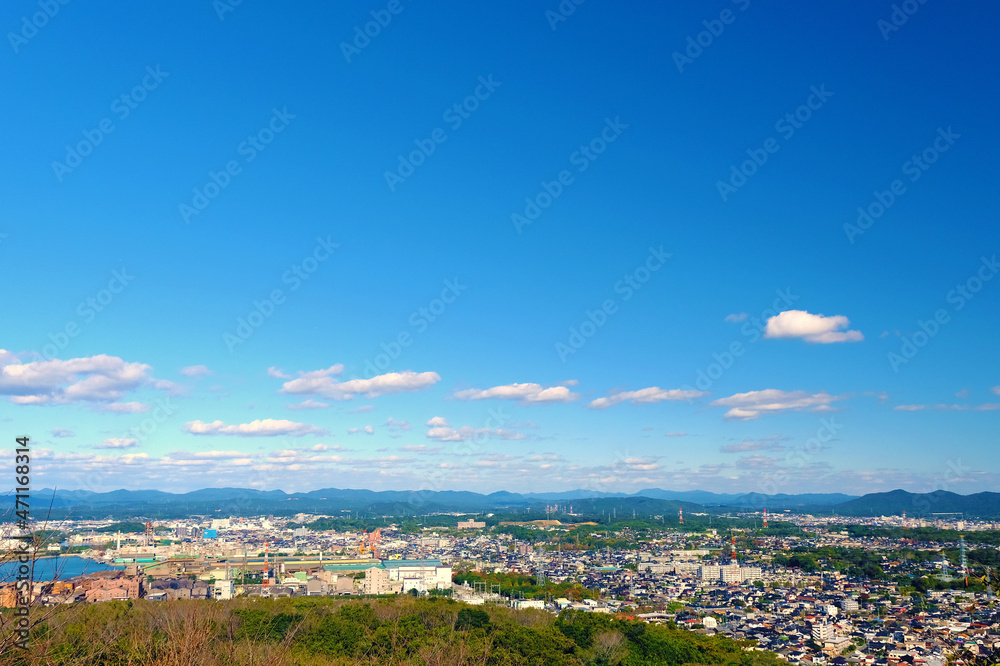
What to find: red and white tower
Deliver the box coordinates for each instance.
[763,509,768,529]
[263,541,270,587]
[678,508,683,525]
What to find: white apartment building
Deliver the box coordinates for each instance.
[213,579,235,600]
[384,559,452,591]
[720,565,742,583]
[812,623,835,642]
[512,599,545,610]
[699,565,722,581]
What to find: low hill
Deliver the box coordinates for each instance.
[830,489,1000,518]
[0,595,787,665]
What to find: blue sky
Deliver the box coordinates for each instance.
[2,0,998,496]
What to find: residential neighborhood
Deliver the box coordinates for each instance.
[3,511,998,664]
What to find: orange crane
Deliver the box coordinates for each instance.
[357,528,382,558]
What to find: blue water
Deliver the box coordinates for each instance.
[0,555,123,581]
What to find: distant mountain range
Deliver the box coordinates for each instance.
[826,489,1000,518]
[3,487,998,520]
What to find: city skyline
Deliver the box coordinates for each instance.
[3,1,998,496]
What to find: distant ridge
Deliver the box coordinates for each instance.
[824,489,1000,518]
[5,487,999,520]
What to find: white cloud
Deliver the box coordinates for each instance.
[0,354,168,406]
[425,423,525,442]
[384,418,411,432]
[725,312,748,323]
[94,438,138,449]
[588,387,708,409]
[425,426,462,441]
[298,443,343,452]
[98,402,150,414]
[622,457,660,472]
[280,368,439,400]
[183,418,327,437]
[453,382,579,404]
[349,405,375,414]
[992,386,1000,396]
[894,403,1000,412]
[50,428,75,438]
[526,453,563,462]
[159,450,259,467]
[710,389,843,420]
[664,431,688,438]
[763,310,863,343]
[180,365,212,377]
[720,436,785,453]
[400,444,443,454]
[287,400,329,410]
[267,366,291,379]
[735,455,779,469]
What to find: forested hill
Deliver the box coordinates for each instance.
[1,596,786,666]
